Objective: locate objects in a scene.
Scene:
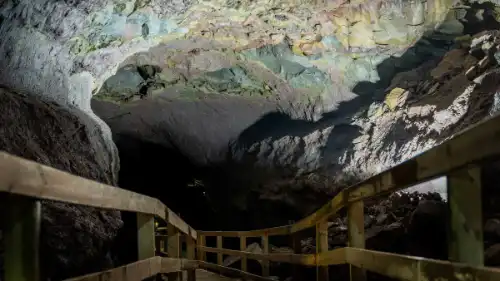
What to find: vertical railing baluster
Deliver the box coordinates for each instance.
[197,234,206,261]
[217,236,223,265]
[262,234,270,277]
[447,166,484,265]
[316,220,329,281]
[186,232,196,281]
[347,200,366,281]
[240,236,247,272]
[137,213,156,260]
[168,224,182,281]
[291,232,303,281]
[4,195,41,281]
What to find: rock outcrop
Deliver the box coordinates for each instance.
[3,0,500,279]
[91,1,500,229]
[0,88,122,280]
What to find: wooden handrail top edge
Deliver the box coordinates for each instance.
[0,151,197,239]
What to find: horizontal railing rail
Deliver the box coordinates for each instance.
[199,112,500,238]
[0,151,197,281]
[2,113,500,281]
[0,152,196,239]
[195,113,500,281]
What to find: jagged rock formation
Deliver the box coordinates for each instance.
[3,0,500,279]
[0,88,122,280]
[92,1,500,228]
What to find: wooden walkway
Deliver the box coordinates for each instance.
[181,270,234,281]
[4,113,500,281]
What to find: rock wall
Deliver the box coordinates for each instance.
[0,88,122,280]
[91,1,500,229]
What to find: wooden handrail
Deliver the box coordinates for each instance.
[3,114,500,281]
[200,113,500,237]
[62,257,197,281]
[57,247,500,281]
[0,151,196,240]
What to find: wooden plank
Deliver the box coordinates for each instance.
[347,201,366,281]
[199,109,500,239]
[262,234,270,277]
[316,220,329,281]
[199,246,316,265]
[447,166,484,265]
[291,232,303,280]
[168,225,182,281]
[4,195,41,281]
[197,261,275,281]
[137,214,156,260]
[197,234,206,261]
[62,257,197,281]
[344,247,500,281]
[316,248,346,266]
[186,236,197,281]
[217,236,224,265]
[240,236,248,271]
[0,151,196,239]
[198,225,291,237]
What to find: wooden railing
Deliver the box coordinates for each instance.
[2,113,500,281]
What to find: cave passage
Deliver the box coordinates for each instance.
[114,133,216,229]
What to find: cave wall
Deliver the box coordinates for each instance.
[0,88,123,280]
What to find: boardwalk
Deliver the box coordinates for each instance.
[4,113,500,280]
[182,270,235,281]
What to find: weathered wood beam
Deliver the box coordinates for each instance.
[186,234,197,281]
[240,236,248,271]
[262,234,270,276]
[217,236,224,265]
[447,166,484,265]
[197,234,206,261]
[137,214,156,260]
[345,247,500,281]
[198,261,275,281]
[62,257,197,281]
[316,220,329,281]
[168,225,182,281]
[347,201,366,281]
[4,195,41,281]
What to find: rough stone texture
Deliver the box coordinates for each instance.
[0,88,123,281]
[88,1,500,229]
[3,0,500,278]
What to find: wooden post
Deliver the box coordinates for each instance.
[447,166,484,265]
[168,224,182,281]
[347,200,366,281]
[261,234,270,277]
[240,236,248,272]
[4,196,41,281]
[197,234,206,261]
[137,213,156,260]
[291,233,302,281]
[186,234,196,281]
[217,236,224,265]
[316,220,329,281]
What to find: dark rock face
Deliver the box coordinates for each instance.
[0,88,123,281]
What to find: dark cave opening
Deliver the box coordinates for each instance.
[113,133,215,229]
[110,133,219,264]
